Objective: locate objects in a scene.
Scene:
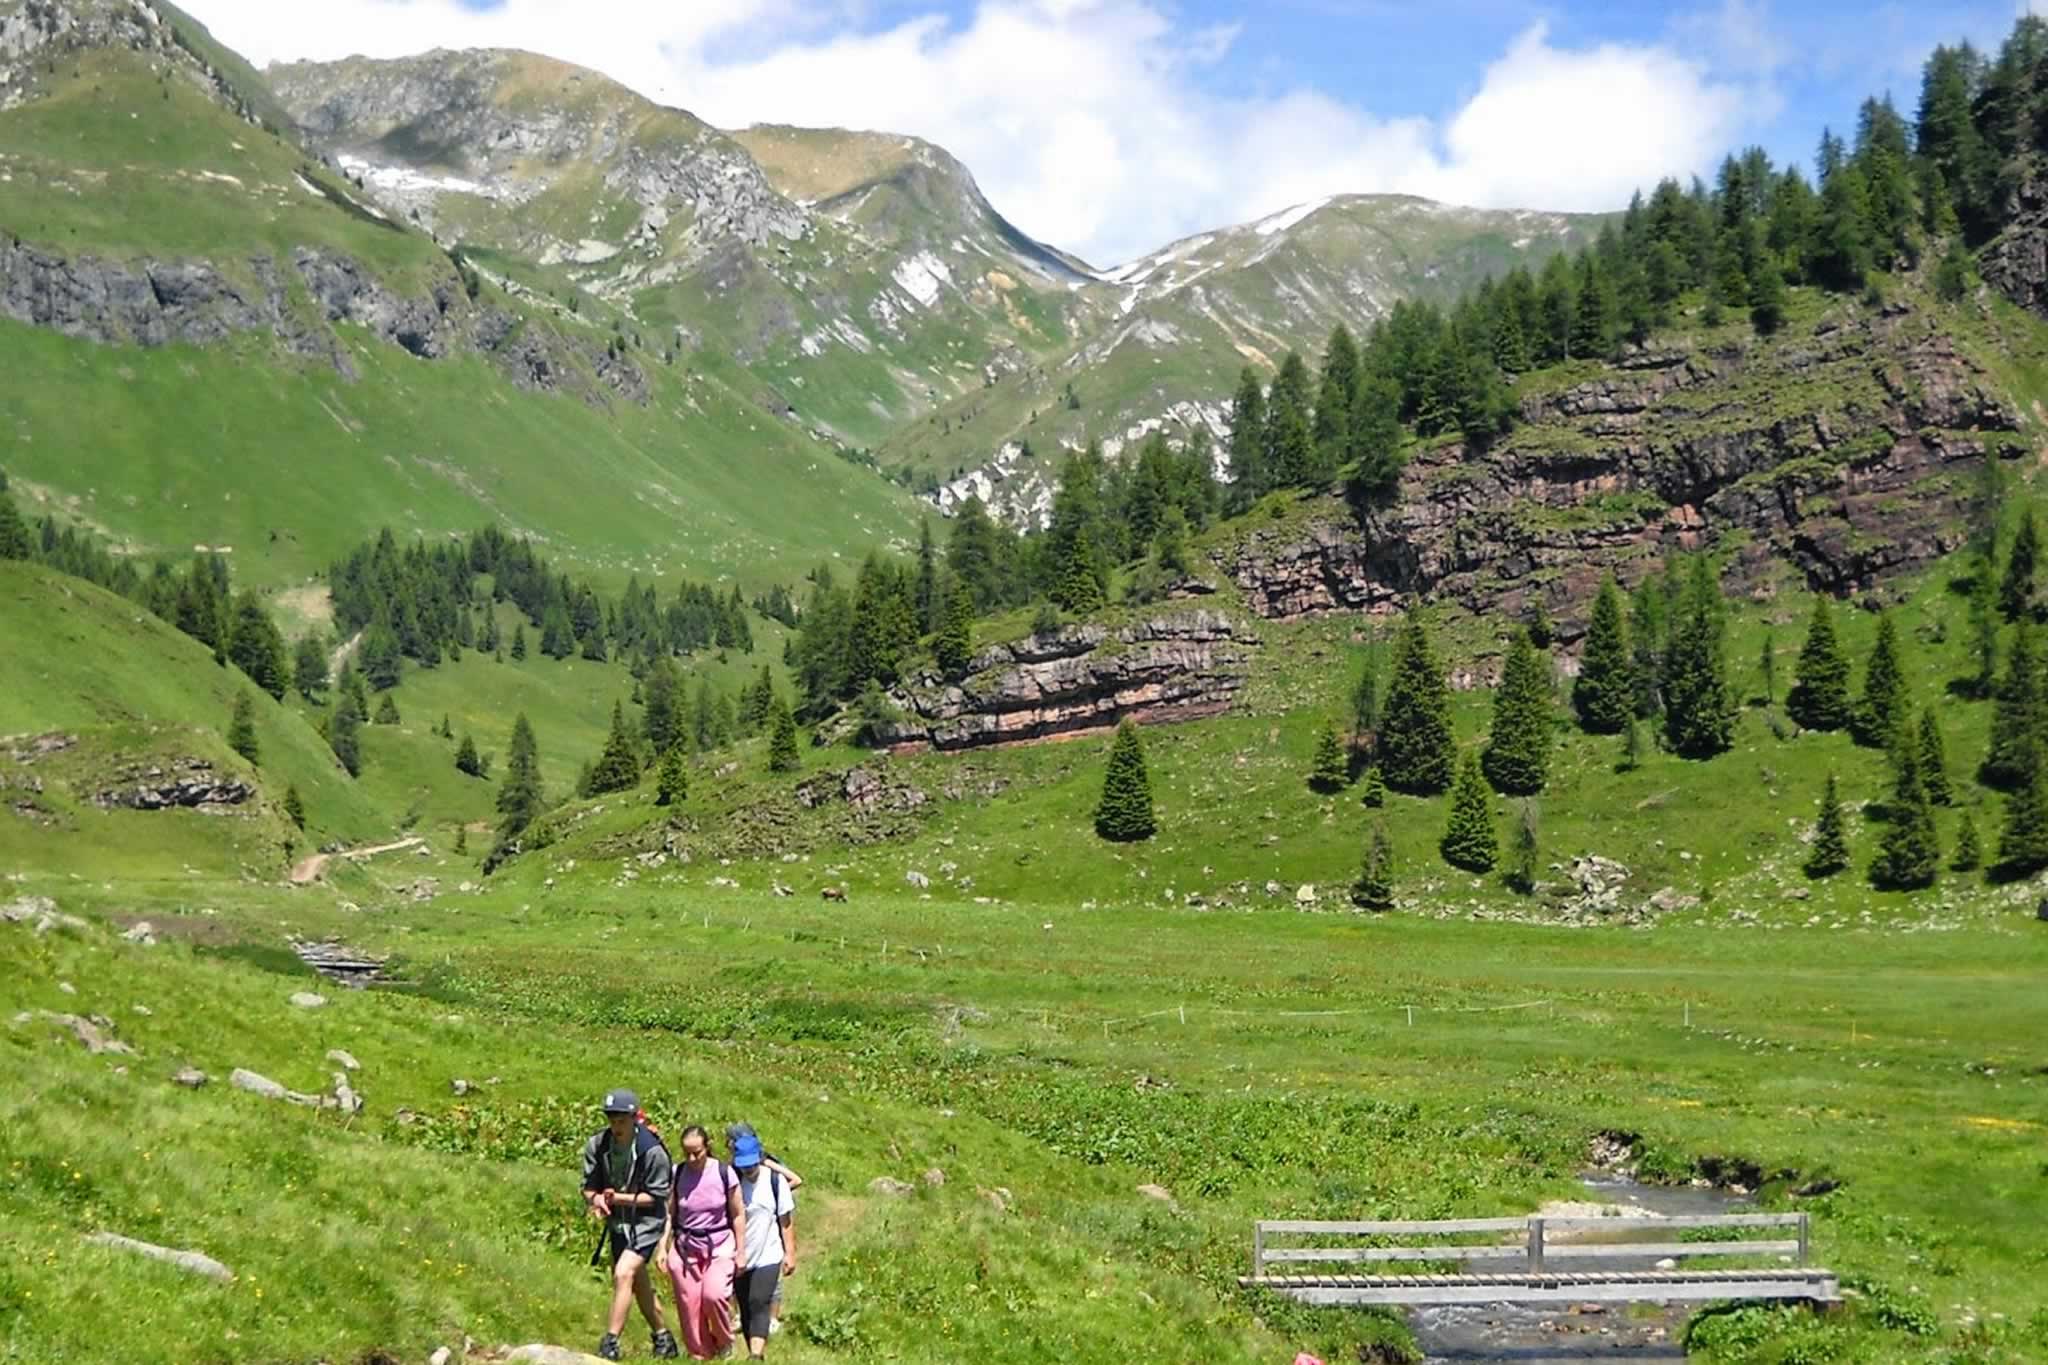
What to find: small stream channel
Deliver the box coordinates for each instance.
[1409,1176,1754,1364]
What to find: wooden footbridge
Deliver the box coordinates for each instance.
[1240,1213,1839,1308]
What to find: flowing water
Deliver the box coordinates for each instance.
[1408,1176,1755,1364]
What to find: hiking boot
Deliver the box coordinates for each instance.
[652,1328,680,1359]
[596,1333,622,1361]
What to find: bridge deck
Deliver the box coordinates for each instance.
[1240,1267,1842,1308]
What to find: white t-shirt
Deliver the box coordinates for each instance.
[736,1167,795,1269]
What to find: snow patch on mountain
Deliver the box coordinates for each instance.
[1253,198,1332,237]
[892,251,953,307]
[336,153,495,200]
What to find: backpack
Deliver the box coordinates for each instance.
[585,1119,668,1196]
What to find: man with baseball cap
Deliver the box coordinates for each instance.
[581,1088,679,1360]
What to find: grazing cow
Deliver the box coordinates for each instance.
[821,886,847,903]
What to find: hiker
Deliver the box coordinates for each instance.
[726,1122,803,1336]
[581,1089,680,1361]
[730,1133,798,1360]
[660,1124,746,1359]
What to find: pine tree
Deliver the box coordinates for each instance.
[227,692,259,765]
[0,495,30,560]
[935,572,975,676]
[1805,773,1850,878]
[293,635,329,699]
[585,700,643,796]
[1573,577,1633,734]
[329,693,363,778]
[915,518,939,633]
[1748,254,1787,335]
[1264,351,1317,488]
[2001,507,2039,622]
[1618,714,1644,772]
[1787,596,1853,731]
[655,744,688,807]
[1758,628,1778,706]
[1308,721,1349,793]
[1852,611,1907,748]
[1380,616,1455,794]
[510,623,528,661]
[437,714,452,740]
[1952,809,1982,872]
[1996,732,2048,878]
[227,591,290,701]
[1871,746,1940,890]
[1505,802,1539,894]
[767,696,801,774]
[1483,631,1553,795]
[374,693,400,726]
[1093,717,1157,841]
[1226,367,1267,508]
[454,825,469,857]
[1981,623,2041,789]
[1347,375,1405,500]
[1351,819,1395,911]
[455,733,484,778]
[1661,558,1736,759]
[642,658,684,753]
[1918,708,1953,807]
[1358,765,1387,808]
[283,784,305,831]
[1440,751,1498,872]
[494,714,544,845]
[1311,324,1360,484]
[1349,646,1382,754]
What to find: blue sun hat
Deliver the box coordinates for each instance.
[731,1133,764,1169]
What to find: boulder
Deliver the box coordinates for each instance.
[326,1049,361,1071]
[921,1166,946,1188]
[868,1177,916,1198]
[1294,884,1318,907]
[288,992,327,1010]
[1136,1184,1176,1204]
[120,922,158,946]
[230,1068,289,1101]
[171,1068,209,1088]
[1,897,87,934]
[82,1232,231,1283]
[503,1347,612,1365]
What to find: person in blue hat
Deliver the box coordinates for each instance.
[729,1131,797,1360]
[725,1122,803,1337]
[581,1089,679,1360]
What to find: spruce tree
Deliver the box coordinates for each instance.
[510,623,528,661]
[227,692,259,765]
[1094,717,1157,842]
[494,714,544,845]
[227,591,290,701]
[915,518,938,633]
[1226,367,1267,509]
[1871,746,1940,890]
[1483,631,1553,795]
[935,573,975,676]
[1506,802,1539,894]
[1440,751,1498,872]
[1661,558,1736,759]
[1359,765,1388,808]
[2000,507,2038,622]
[455,734,483,778]
[1996,732,2048,878]
[374,693,400,726]
[767,696,801,773]
[0,495,29,560]
[1618,714,1644,773]
[1787,596,1853,731]
[1758,628,1778,706]
[1573,577,1632,734]
[329,693,363,778]
[655,744,688,807]
[1917,708,1953,806]
[642,658,683,753]
[454,825,468,856]
[293,635,329,699]
[1308,721,1349,793]
[1311,324,1360,482]
[1264,351,1317,488]
[585,700,643,796]
[1805,773,1850,878]
[1852,611,1907,748]
[1347,375,1405,500]
[283,784,305,831]
[1981,623,2041,789]
[1350,819,1395,911]
[1952,809,1982,872]
[1380,616,1455,794]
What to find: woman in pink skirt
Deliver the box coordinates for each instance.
[660,1125,748,1359]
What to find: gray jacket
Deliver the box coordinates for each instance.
[581,1128,673,1244]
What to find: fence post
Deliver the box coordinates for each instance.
[1527,1218,1545,1273]
[1797,1213,1810,1267]
[1253,1223,1265,1279]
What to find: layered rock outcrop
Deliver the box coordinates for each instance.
[1229,302,2023,629]
[879,610,1256,753]
[93,758,252,811]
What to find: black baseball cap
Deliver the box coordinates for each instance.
[601,1088,639,1114]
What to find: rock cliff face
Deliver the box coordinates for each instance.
[880,610,1256,753]
[1228,299,2023,629]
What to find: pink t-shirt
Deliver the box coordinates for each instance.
[672,1157,739,1244]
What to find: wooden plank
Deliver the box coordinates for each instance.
[1539,1213,1802,1231]
[1546,1240,1802,1261]
[1255,1218,1530,1236]
[1266,1278,1839,1308]
[1244,1269,1831,1290]
[1261,1246,1525,1264]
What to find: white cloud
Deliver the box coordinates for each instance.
[179,0,1764,267]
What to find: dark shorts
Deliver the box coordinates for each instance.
[735,1264,781,1340]
[609,1224,662,1268]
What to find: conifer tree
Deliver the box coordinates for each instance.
[2001,507,2039,622]
[642,658,684,753]
[1788,596,1853,731]
[283,784,305,831]
[1506,802,1539,895]
[510,623,528,661]
[1380,616,1455,794]
[1265,351,1317,488]
[1309,721,1349,793]
[935,572,975,676]
[1349,646,1382,754]
[1758,628,1777,706]
[1805,772,1850,878]
[1440,751,1498,872]
[494,714,544,845]
[227,691,259,765]
[1749,254,1787,334]
[1952,809,1982,872]
[655,744,687,807]
[1094,717,1157,841]
[1359,765,1387,808]
[1311,324,1360,483]
[767,696,801,773]
[1918,708,1953,807]
[1981,623,2041,789]
[1226,367,1267,509]
[915,518,939,633]
[374,693,400,726]
[1996,731,2048,878]
[454,825,468,857]
[293,635,329,699]
[1871,746,1940,890]
[586,700,643,796]
[0,494,29,560]
[1573,577,1633,734]
[227,591,290,701]
[455,733,483,778]
[1351,819,1395,911]
[1347,375,1405,500]
[1661,558,1736,759]
[1618,714,1644,772]
[1853,611,1907,748]
[1484,631,1553,794]
[329,692,363,778]
[1628,580,1667,719]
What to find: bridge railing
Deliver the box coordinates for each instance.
[1251,1212,1811,1278]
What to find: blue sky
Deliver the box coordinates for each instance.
[187,0,2047,265]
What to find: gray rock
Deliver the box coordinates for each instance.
[83,1232,232,1283]
[905,870,931,890]
[503,1346,611,1365]
[32,1012,135,1056]
[429,1350,453,1365]
[868,1177,916,1198]
[326,1049,361,1071]
[1,896,86,934]
[230,1068,289,1101]
[1136,1184,1176,1204]
[451,1078,472,1096]
[171,1068,209,1089]
[120,922,157,946]
[921,1166,946,1188]
[289,992,328,1009]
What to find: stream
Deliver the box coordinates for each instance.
[1408,1176,1754,1364]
